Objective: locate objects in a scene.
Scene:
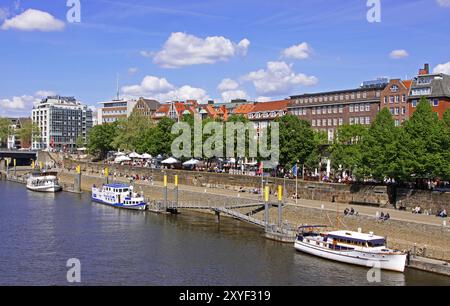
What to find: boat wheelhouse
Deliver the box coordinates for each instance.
[294,226,407,272]
[91,183,147,211]
[26,171,62,193]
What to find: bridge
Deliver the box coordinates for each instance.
[0,150,37,166]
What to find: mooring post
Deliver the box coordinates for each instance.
[105,167,109,184]
[163,174,168,209]
[31,159,35,170]
[264,186,270,231]
[6,159,10,175]
[174,175,179,209]
[278,185,283,230]
[215,210,221,223]
[13,159,16,177]
[74,165,81,193]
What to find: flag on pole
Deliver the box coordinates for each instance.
[292,164,298,177]
[259,162,264,175]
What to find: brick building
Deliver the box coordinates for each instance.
[380,79,412,126]
[131,97,160,119]
[288,79,387,141]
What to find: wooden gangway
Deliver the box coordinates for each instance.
[213,207,267,228]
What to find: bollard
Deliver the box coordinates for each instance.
[104,167,109,184]
[163,174,168,209]
[174,175,178,209]
[74,165,82,193]
[264,186,270,231]
[277,185,282,229]
[13,159,16,177]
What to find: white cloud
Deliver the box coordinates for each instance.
[153,32,250,68]
[389,49,409,59]
[122,75,175,96]
[256,96,271,102]
[140,50,153,58]
[35,90,56,98]
[161,86,210,102]
[242,61,318,96]
[437,0,450,7]
[433,62,450,74]
[128,67,138,75]
[221,90,247,103]
[217,78,239,92]
[282,42,312,60]
[1,9,65,32]
[122,76,209,102]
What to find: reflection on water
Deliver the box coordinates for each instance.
[0,181,449,286]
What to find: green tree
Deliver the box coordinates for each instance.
[112,113,152,152]
[16,120,40,148]
[138,117,176,156]
[275,115,316,169]
[442,109,450,180]
[87,122,118,158]
[0,117,10,147]
[305,130,327,170]
[360,108,408,182]
[330,124,368,179]
[404,97,445,180]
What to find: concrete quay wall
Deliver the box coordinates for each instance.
[63,160,391,207]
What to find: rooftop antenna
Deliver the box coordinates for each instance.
[116,73,120,100]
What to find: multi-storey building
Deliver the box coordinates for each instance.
[153,100,199,122]
[408,64,450,118]
[380,79,411,126]
[288,79,387,141]
[32,96,93,152]
[98,98,137,124]
[248,100,289,138]
[130,97,160,119]
[6,118,31,149]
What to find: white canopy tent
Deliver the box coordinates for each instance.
[114,156,131,163]
[128,152,143,159]
[183,159,200,166]
[141,153,153,159]
[114,152,126,156]
[161,157,179,165]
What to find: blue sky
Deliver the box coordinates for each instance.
[1,0,450,117]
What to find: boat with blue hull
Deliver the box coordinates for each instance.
[91,183,147,211]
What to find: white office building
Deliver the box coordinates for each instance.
[32,96,93,152]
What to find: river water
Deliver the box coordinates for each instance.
[0,181,449,286]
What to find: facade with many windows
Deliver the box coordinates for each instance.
[408,64,450,119]
[98,99,137,124]
[32,96,93,151]
[380,79,411,126]
[288,79,387,141]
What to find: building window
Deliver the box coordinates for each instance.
[328,119,332,126]
[395,120,400,127]
[390,96,394,104]
[433,99,439,107]
[402,95,406,102]
[312,120,316,127]
[355,104,359,112]
[395,96,400,103]
[412,100,418,108]
[339,105,343,113]
[384,97,388,104]
[339,118,343,126]
[395,107,399,115]
[402,107,406,115]
[312,108,316,115]
[349,105,354,113]
[366,117,371,125]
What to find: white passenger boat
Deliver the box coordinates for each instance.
[91,183,147,210]
[294,226,407,272]
[26,171,62,193]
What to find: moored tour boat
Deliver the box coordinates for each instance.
[91,183,147,211]
[26,171,62,193]
[294,226,407,272]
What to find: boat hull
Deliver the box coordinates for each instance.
[91,197,147,211]
[294,240,406,273]
[26,185,62,193]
